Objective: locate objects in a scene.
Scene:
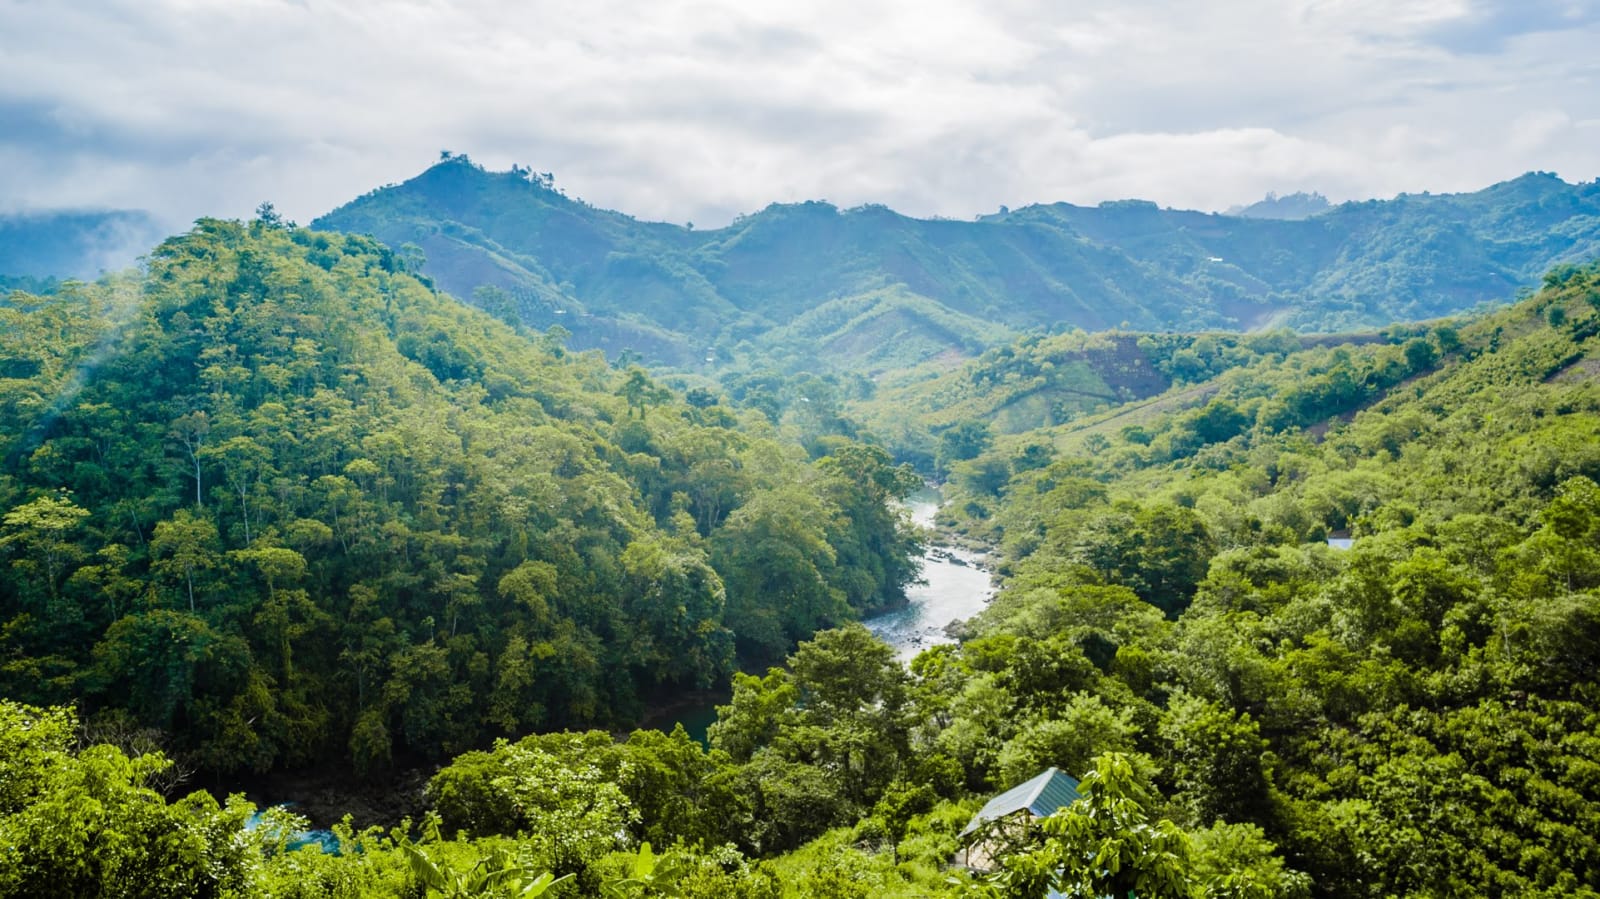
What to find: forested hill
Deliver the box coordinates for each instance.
[0,218,921,777]
[314,157,1600,371]
[861,262,1600,896]
[4,258,1598,899]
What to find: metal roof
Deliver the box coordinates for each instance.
[961,767,1083,835]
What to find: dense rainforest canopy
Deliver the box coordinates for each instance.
[2,218,1600,898]
[0,218,921,778]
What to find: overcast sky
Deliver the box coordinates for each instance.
[3,0,1599,231]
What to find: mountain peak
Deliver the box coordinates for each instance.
[1226,191,1332,220]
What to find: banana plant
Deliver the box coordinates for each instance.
[403,841,572,898]
[601,842,692,898]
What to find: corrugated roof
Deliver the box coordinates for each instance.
[961,767,1082,835]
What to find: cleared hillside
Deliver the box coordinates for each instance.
[315,158,1600,372]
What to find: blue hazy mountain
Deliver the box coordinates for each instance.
[0,209,166,282]
[309,160,1600,371]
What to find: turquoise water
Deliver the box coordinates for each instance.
[641,694,726,747]
[671,702,721,745]
[245,804,341,854]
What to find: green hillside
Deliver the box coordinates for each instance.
[875,262,1600,896]
[7,175,1600,899]
[849,325,1404,476]
[7,262,1599,898]
[315,158,1600,372]
[0,219,921,779]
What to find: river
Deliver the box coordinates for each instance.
[862,486,995,662]
[647,486,993,744]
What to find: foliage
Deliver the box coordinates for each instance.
[0,699,260,898]
[7,212,1600,898]
[988,754,1192,899]
[934,265,1600,896]
[0,220,922,776]
[403,839,571,899]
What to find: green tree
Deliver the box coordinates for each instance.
[708,667,798,763]
[1,490,91,607]
[937,420,993,476]
[996,694,1137,787]
[1159,693,1273,827]
[168,410,210,508]
[713,486,847,659]
[429,736,636,878]
[787,624,911,803]
[619,366,671,419]
[0,700,259,898]
[150,508,222,612]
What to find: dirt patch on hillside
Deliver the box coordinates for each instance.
[1547,354,1600,383]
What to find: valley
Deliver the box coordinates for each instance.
[8,2,1600,894]
[2,174,1599,899]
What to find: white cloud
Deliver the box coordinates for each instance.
[0,0,1596,232]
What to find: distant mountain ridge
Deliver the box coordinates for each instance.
[312,161,1600,372]
[0,209,165,280]
[1225,191,1332,220]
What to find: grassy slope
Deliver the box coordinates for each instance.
[316,161,1600,373]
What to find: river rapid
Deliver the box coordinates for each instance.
[650,486,994,743]
[862,486,995,661]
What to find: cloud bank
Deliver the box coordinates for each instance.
[1,0,1597,230]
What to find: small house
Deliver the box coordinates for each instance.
[957,767,1083,872]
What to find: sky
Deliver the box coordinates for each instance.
[2,0,1599,231]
